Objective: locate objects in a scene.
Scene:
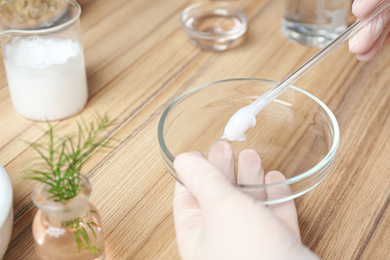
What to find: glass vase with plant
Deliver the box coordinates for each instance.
[26,115,116,260]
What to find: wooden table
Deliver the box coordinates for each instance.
[2,0,390,259]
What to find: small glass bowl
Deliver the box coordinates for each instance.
[158,78,340,204]
[181,2,248,51]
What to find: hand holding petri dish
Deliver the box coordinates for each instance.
[158,79,340,204]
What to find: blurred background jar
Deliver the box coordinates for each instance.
[282,0,352,48]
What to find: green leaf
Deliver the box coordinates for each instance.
[74,232,82,252]
[81,227,92,244]
[87,222,97,238]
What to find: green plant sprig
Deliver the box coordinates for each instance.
[25,114,116,202]
[25,114,116,256]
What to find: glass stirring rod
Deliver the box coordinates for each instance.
[221,0,390,142]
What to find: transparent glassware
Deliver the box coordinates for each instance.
[158,78,340,204]
[0,0,88,121]
[282,0,352,48]
[181,2,247,51]
[32,175,105,260]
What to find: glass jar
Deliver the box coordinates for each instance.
[32,175,105,260]
[0,0,88,121]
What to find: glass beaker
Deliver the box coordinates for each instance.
[282,0,352,48]
[0,0,88,121]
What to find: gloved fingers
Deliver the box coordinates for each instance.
[349,12,390,55]
[352,0,384,17]
[174,151,239,212]
[265,171,301,239]
[174,181,201,224]
[173,181,202,259]
[208,141,236,183]
[237,149,266,200]
[356,23,390,61]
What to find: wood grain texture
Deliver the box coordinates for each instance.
[1,0,389,259]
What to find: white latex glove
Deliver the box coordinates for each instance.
[349,0,390,61]
[173,141,318,260]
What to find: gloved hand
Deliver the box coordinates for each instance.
[173,141,318,260]
[349,0,390,61]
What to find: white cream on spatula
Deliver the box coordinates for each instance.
[221,96,271,141]
[221,1,390,142]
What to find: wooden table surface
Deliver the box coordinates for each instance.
[2,0,390,259]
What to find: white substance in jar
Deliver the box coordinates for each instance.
[4,37,88,121]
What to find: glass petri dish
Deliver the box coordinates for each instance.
[158,78,340,204]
